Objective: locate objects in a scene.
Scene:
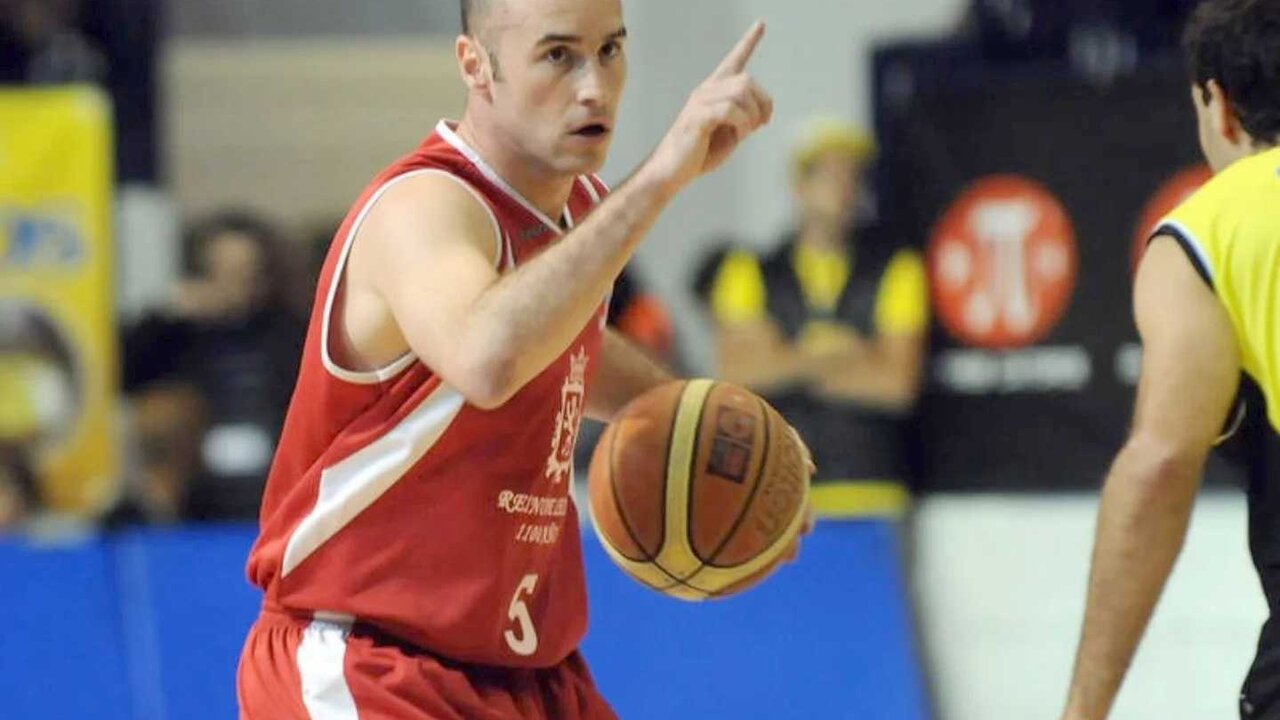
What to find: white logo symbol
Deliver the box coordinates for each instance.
[938,200,1070,336]
[544,348,588,484]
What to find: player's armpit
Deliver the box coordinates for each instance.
[1127,234,1241,467]
[343,172,508,406]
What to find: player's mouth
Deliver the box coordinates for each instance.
[570,122,612,141]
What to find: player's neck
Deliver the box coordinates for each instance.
[797,224,847,254]
[454,118,576,223]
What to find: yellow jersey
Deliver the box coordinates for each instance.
[709,245,929,340]
[1157,146,1280,431]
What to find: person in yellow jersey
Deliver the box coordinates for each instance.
[697,118,928,519]
[1062,2,1280,718]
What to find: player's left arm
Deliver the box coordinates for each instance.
[1061,236,1241,720]
[586,328,677,422]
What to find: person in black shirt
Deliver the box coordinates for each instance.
[699,119,928,519]
[120,211,304,522]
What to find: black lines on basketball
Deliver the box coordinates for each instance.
[608,420,654,563]
[704,395,773,569]
[586,379,806,600]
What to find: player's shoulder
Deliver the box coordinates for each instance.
[361,169,500,258]
[1174,150,1280,223]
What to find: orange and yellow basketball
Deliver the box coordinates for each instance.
[587,380,810,600]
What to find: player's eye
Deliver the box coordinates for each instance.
[545,46,573,65]
[600,41,622,61]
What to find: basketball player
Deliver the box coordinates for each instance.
[236,1,805,718]
[1061,1,1280,718]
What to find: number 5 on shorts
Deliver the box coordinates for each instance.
[504,573,539,656]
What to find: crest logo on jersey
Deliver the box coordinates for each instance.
[545,347,588,484]
[928,175,1077,350]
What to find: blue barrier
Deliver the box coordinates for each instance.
[0,522,927,720]
[583,521,929,720]
[0,534,133,719]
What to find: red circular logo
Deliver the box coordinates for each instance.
[928,176,1078,350]
[1131,165,1212,272]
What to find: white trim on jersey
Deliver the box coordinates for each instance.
[592,174,611,193]
[1156,218,1217,285]
[297,618,359,720]
[321,168,504,385]
[577,175,602,205]
[436,120,570,237]
[281,382,467,577]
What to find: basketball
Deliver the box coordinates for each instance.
[587,379,811,600]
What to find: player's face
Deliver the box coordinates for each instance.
[484,0,627,175]
[201,231,266,316]
[795,153,861,231]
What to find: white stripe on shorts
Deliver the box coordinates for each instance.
[297,618,359,720]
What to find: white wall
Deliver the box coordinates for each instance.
[914,493,1266,719]
[602,0,967,371]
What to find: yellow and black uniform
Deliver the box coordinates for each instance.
[1154,145,1280,718]
[700,231,927,519]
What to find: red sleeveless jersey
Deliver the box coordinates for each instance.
[246,120,610,669]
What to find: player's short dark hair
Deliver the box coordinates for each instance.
[1183,0,1280,144]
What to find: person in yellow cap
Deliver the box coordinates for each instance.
[697,118,928,519]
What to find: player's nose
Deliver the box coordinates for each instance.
[576,63,611,106]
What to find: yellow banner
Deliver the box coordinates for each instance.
[0,88,117,514]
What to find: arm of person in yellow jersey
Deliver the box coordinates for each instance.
[1060,235,1241,720]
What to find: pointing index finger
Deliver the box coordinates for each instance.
[713,20,765,78]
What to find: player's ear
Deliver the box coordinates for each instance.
[457,35,491,94]
[1205,79,1242,145]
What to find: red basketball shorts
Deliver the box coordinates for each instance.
[237,609,617,720]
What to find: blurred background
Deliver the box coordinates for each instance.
[0,0,1263,718]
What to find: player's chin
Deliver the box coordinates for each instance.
[554,143,611,174]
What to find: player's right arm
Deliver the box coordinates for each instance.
[343,22,774,409]
[1060,235,1240,720]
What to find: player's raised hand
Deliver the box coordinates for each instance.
[644,21,774,192]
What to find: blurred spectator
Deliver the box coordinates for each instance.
[697,119,928,519]
[1,0,160,180]
[956,0,1197,79]
[608,266,677,368]
[103,384,206,528]
[0,444,40,534]
[121,211,305,522]
[0,0,106,84]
